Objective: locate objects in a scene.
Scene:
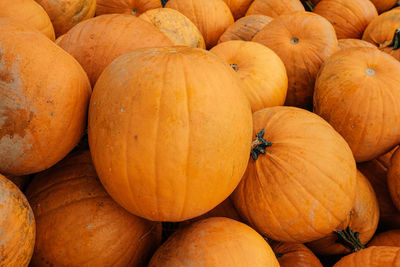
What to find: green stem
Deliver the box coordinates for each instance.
[334,226,365,252]
[387,28,400,50]
[301,0,314,11]
[161,0,169,7]
[251,129,273,161]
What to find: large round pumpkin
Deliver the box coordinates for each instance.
[96,0,161,16]
[58,14,172,86]
[26,150,162,266]
[0,20,91,175]
[246,0,304,17]
[88,46,252,222]
[0,0,55,40]
[388,149,400,211]
[314,47,400,162]
[0,174,35,267]
[218,15,272,43]
[252,11,338,108]
[35,0,96,36]
[139,8,205,49]
[333,246,400,266]
[210,40,288,112]
[271,242,323,267]
[369,230,400,247]
[149,217,280,267]
[338,38,377,50]
[306,171,379,255]
[165,0,234,49]
[222,0,253,19]
[313,0,378,39]
[232,106,357,243]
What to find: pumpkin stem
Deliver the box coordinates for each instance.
[387,28,400,50]
[301,0,314,11]
[230,63,239,72]
[334,226,365,252]
[275,252,283,258]
[251,129,273,161]
[161,0,169,7]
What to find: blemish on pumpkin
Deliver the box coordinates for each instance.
[134,135,138,140]
[50,112,54,116]
[86,224,93,230]
[131,8,137,15]
[290,37,299,44]
[121,108,124,112]
[365,68,375,76]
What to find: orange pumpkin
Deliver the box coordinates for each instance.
[58,14,172,86]
[0,19,91,175]
[362,9,400,62]
[232,106,357,243]
[0,174,35,267]
[271,242,323,267]
[314,0,378,39]
[370,0,398,13]
[314,47,400,162]
[252,11,338,108]
[165,0,234,48]
[388,149,400,211]
[223,0,254,19]
[96,0,161,16]
[306,171,379,255]
[88,46,252,222]
[369,230,400,247]
[0,0,55,40]
[149,217,280,267]
[246,0,304,17]
[35,0,96,36]
[26,150,162,266]
[333,246,400,266]
[218,15,272,43]
[139,8,205,49]
[338,38,377,50]
[210,40,288,112]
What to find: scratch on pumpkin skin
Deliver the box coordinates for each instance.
[309,200,318,229]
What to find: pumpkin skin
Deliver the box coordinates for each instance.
[246,0,304,17]
[271,242,323,267]
[139,8,205,49]
[218,15,272,43]
[58,14,173,86]
[338,38,377,50]
[333,246,400,267]
[26,150,162,267]
[252,12,338,108]
[210,40,288,112]
[149,217,280,267]
[0,0,55,40]
[222,0,254,19]
[232,106,357,243]
[0,174,35,267]
[88,46,253,222]
[96,0,161,16]
[370,0,398,13]
[362,9,400,62]
[369,230,400,247]
[0,20,91,175]
[388,149,400,211]
[35,0,96,37]
[306,171,379,255]
[165,0,234,49]
[314,47,400,162]
[313,0,378,39]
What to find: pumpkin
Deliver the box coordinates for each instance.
[379,146,398,168]
[149,217,280,267]
[0,174,35,267]
[165,0,234,49]
[388,149,400,211]
[5,175,30,190]
[314,47,400,162]
[58,14,173,86]
[139,8,205,49]
[0,19,91,175]
[306,171,379,255]
[370,0,398,13]
[246,0,304,17]
[218,15,272,43]
[271,242,323,267]
[210,40,288,112]
[96,0,161,16]
[0,0,55,40]
[26,150,162,266]
[362,9,400,62]
[369,230,400,247]
[35,0,96,36]
[338,38,377,50]
[222,0,254,19]
[55,34,65,45]
[252,11,338,108]
[313,0,378,39]
[88,46,252,222]
[232,106,357,243]
[333,246,400,266]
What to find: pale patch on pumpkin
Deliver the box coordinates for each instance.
[0,133,32,171]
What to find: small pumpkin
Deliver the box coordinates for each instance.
[210,40,288,112]
[369,230,400,247]
[139,8,205,49]
[246,0,305,17]
[149,217,280,267]
[388,149,400,211]
[252,11,338,108]
[0,174,35,267]
[271,242,323,267]
[338,39,377,50]
[232,106,357,243]
[333,246,400,266]
[96,0,161,16]
[218,15,272,43]
[165,0,234,48]
[314,47,400,162]
[222,0,254,19]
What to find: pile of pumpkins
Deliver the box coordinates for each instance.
[3,0,400,266]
